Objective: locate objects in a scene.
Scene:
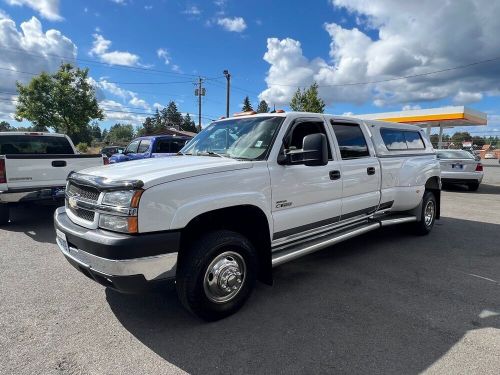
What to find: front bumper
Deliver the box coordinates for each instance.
[54,207,180,293]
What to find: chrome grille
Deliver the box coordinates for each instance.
[67,182,100,202]
[68,206,95,222]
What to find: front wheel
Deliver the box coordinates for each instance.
[413,191,436,235]
[0,204,9,226]
[176,230,258,321]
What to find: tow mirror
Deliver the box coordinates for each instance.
[278,133,328,166]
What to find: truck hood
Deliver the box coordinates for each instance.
[77,156,254,188]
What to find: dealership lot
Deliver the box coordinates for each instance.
[1,161,500,375]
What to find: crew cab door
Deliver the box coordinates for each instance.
[328,119,381,220]
[268,117,343,241]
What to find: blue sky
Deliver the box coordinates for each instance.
[0,0,499,136]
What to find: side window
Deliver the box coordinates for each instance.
[380,129,408,150]
[285,120,332,159]
[125,140,140,154]
[403,131,425,149]
[137,139,151,153]
[169,140,186,153]
[331,123,370,159]
[155,139,170,153]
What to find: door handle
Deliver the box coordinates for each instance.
[329,170,341,180]
[52,160,67,167]
[367,167,376,175]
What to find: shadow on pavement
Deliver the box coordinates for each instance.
[106,217,500,374]
[443,183,500,195]
[3,203,61,244]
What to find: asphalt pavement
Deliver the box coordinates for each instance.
[1,160,500,374]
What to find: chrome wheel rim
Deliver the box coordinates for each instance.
[424,200,435,227]
[203,251,246,303]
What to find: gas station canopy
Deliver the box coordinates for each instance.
[355,106,487,147]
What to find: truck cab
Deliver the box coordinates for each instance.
[109,135,191,163]
[54,112,441,321]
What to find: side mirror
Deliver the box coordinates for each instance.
[278,133,328,166]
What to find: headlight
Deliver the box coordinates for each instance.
[102,190,135,207]
[99,214,138,233]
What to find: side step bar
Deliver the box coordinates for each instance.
[271,215,417,267]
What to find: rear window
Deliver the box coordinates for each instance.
[437,150,474,159]
[381,129,425,150]
[331,123,370,159]
[0,135,74,154]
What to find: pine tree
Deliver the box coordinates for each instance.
[257,100,270,113]
[181,113,197,133]
[152,109,162,132]
[141,117,155,135]
[162,101,183,130]
[242,96,254,112]
[289,83,325,113]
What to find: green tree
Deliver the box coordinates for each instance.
[76,142,89,153]
[0,121,11,131]
[160,101,183,130]
[257,100,270,113]
[107,123,135,144]
[290,83,325,113]
[138,116,155,136]
[242,96,254,112]
[102,128,109,142]
[152,108,162,132]
[90,122,102,141]
[181,113,197,133]
[15,63,104,137]
[451,132,472,144]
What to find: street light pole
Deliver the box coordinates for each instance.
[223,70,231,118]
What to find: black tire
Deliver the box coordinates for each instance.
[0,204,9,226]
[414,191,436,235]
[468,182,480,191]
[176,230,258,321]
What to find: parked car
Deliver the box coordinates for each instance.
[0,132,108,225]
[437,149,483,191]
[100,146,125,158]
[54,112,441,321]
[484,152,496,159]
[465,149,481,161]
[109,135,191,163]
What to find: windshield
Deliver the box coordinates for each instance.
[180,116,284,160]
[437,150,474,159]
[0,135,74,154]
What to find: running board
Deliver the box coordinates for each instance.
[272,222,380,267]
[271,214,418,267]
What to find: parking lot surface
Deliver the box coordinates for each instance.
[1,161,500,374]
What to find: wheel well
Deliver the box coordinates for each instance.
[425,176,441,219]
[179,205,273,285]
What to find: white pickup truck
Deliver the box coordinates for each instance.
[54,112,441,320]
[0,132,107,224]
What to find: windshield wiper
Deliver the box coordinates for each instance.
[196,151,226,158]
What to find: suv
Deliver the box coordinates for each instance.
[54,112,441,320]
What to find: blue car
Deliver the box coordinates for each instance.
[109,135,192,164]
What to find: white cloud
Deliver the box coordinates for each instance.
[260,0,500,108]
[156,48,170,65]
[88,78,151,112]
[144,5,153,10]
[182,6,201,16]
[217,17,246,32]
[109,0,127,4]
[89,33,141,66]
[99,99,146,124]
[453,91,483,105]
[0,15,76,119]
[402,104,421,111]
[4,0,62,21]
[128,96,149,110]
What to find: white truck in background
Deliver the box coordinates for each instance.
[54,112,441,321]
[0,132,107,224]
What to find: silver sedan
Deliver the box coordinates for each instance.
[437,149,484,191]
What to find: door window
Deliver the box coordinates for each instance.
[125,140,140,154]
[284,120,332,159]
[137,139,151,153]
[331,123,370,159]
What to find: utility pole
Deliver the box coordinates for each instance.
[223,70,231,117]
[195,77,205,132]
